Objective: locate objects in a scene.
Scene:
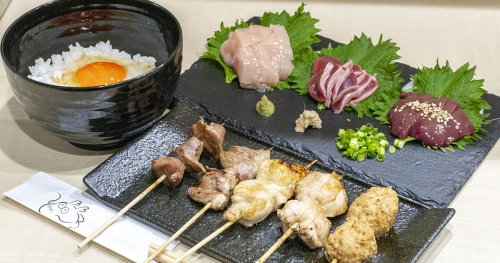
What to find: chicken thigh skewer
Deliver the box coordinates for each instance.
[255,169,348,263]
[172,179,293,263]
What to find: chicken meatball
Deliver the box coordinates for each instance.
[346,186,399,237]
[325,218,377,263]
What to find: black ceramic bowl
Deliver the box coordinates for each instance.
[1,0,182,150]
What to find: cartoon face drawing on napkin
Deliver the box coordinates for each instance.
[38,193,89,229]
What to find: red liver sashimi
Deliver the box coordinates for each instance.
[220,24,294,92]
[387,92,474,147]
[308,56,378,113]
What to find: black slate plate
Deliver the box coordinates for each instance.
[174,18,500,208]
[84,101,454,263]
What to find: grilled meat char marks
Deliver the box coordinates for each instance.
[151,157,186,188]
[387,92,474,147]
[172,136,206,175]
[308,56,378,114]
[256,159,309,194]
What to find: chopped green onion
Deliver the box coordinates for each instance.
[389,146,396,153]
[335,123,393,162]
[394,139,406,148]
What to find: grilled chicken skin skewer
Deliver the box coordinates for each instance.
[224,179,293,227]
[295,171,348,218]
[255,159,310,194]
[277,197,331,249]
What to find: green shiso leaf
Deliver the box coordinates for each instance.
[379,60,491,152]
[411,60,491,151]
[260,3,321,52]
[200,3,320,89]
[200,20,249,83]
[409,60,491,133]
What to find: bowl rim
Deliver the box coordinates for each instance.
[1,0,183,92]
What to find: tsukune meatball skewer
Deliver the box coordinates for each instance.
[325,186,399,263]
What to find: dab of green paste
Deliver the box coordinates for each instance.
[256,95,275,116]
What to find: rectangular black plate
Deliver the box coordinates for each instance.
[174,17,500,208]
[83,101,455,263]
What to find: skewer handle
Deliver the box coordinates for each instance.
[78,174,167,249]
[148,246,175,263]
[255,222,299,263]
[171,220,236,263]
[144,203,211,263]
[331,259,338,263]
[148,242,193,263]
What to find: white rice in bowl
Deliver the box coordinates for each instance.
[28,41,156,87]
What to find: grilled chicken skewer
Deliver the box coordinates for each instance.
[256,196,331,263]
[172,159,314,262]
[295,171,348,218]
[146,121,226,262]
[255,168,349,262]
[172,179,292,263]
[79,153,189,249]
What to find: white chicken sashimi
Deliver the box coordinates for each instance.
[223,179,292,227]
[220,24,294,91]
[295,171,348,218]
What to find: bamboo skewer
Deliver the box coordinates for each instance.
[331,259,338,263]
[171,220,237,263]
[255,222,299,263]
[148,243,177,263]
[144,203,212,263]
[305,160,317,169]
[78,174,167,249]
[148,242,193,263]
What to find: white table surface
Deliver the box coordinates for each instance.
[0,0,499,262]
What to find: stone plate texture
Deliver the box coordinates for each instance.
[174,18,500,208]
[84,101,455,263]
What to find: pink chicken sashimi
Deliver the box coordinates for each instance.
[220,24,294,92]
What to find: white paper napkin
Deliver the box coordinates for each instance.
[4,172,179,263]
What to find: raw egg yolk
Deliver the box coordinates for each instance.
[75,62,126,87]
